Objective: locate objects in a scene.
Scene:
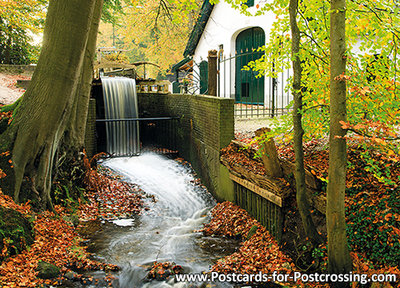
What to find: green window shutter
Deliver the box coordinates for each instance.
[172,81,180,93]
[200,61,208,94]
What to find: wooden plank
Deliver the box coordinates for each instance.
[257,195,260,223]
[234,182,238,205]
[229,173,283,207]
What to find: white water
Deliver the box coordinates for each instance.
[101,76,140,156]
[98,153,235,288]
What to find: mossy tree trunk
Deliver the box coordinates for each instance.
[0,0,103,209]
[289,0,322,246]
[327,0,352,278]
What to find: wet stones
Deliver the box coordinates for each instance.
[146,261,184,282]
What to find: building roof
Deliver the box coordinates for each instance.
[183,0,214,57]
[171,57,192,72]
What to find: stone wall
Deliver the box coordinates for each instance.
[138,92,235,201]
[0,64,35,76]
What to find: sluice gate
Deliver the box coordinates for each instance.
[92,76,179,156]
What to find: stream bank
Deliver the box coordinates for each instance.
[74,153,240,288]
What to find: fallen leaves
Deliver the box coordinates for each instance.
[0,191,31,216]
[79,154,146,221]
[218,135,400,287]
[146,261,183,281]
[0,198,118,287]
[220,143,266,176]
[2,74,30,93]
[201,202,299,285]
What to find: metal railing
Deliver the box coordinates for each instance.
[96,117,180,157]
[218,51,293,118]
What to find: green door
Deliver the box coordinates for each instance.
[235,27,265,104]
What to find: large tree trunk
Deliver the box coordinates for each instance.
[0,0,101,209]
[327,0,352,278]
[289,0,322,246]
[62,0,103,155]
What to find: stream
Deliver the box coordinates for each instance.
[74,153,239,288]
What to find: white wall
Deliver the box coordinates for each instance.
[193,1,276,61]
[192,0,292,111]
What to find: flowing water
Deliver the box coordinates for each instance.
[101,76,140,156]
[80,153,238,288]
[76,77,237,287]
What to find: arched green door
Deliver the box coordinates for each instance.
[235,27,265,104]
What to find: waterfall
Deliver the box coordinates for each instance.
[101,76,140,156]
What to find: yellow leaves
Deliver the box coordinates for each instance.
[0,0,45,33]
[349,86,371,98]
[374,138,387,146]
[100,0,198,73]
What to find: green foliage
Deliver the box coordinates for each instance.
[240,0,399,185]
[0,0,46,64]
[52,153,87,209]
[102,0,125,24]
[0,23,40,64]
[346,187,400,266]
[311,245,325,259]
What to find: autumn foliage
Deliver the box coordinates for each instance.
[0,152,150,287]
[203,202,295,277]
[202,201,400,287]
[146,261,184,281]
[79,153,146,221]
[220,135,400,286]
[0,191,118,287]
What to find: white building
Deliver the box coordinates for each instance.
[179,0,292,117]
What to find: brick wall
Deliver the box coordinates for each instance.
[138,93,235,201]
[84,99,96,158]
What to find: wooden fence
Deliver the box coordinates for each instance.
[230,173,283,242]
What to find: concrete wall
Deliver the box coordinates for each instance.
[138,92,235,201]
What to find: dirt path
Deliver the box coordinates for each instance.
[0,73,26,105]
[235,117,274,140]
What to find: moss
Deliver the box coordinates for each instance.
[0,152,15,199]
[247,225,258,240]
[0,96,22,114]
[0,118,10,135]
[36,261,60,279]
[51,150,86,209]
[0,206,34,263]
